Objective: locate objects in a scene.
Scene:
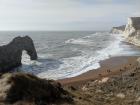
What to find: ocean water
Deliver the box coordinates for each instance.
[0,31,140,80]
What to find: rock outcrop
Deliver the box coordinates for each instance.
[110,25,125,34]
[123,17,140,46]
[70,58,140,105]
[0,36,38,72]
[0,73,72,105]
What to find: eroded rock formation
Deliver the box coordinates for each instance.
[0,36,37,72]
[123,17,140,46]
[111,25,125,34]
[0,73,72,105]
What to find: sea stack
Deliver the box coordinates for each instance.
[0,36,38,72]
[123,17,140,46]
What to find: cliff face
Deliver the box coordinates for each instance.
[111,25,125,34]
[124,17,140,46]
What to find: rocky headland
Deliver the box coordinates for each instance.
[0,36,37,73]
[110,25,125,34]
[111,17,140,46]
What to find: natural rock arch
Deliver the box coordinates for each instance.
[0,36,38,72]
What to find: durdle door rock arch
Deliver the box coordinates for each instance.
[0,36,38,72]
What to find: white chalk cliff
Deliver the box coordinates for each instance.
[123,17,140,46]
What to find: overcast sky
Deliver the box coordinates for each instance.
[0,0,140,31]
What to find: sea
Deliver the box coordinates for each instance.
[0,31,140,80]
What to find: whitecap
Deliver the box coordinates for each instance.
[65,38,93,45]
[37,33,124,80]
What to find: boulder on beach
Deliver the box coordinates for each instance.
[0,36,38,72]
[0,73,72,105]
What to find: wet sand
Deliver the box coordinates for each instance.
[58,56,139,86]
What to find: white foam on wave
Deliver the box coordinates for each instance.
[64,32,107,46]
[39,53,53,59]
[37,33,125,80]
[62,36,123,78]
[37,55,101,80]
[65,38,93,45]
[97,34,123,57]
[21,51,42,66]
[22,33,135,80]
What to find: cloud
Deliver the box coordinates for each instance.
[0,0,139,30]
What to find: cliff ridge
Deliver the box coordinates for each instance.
[123,17,140,46]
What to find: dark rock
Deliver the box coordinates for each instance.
[0,36,37,72]
[0,73,72,105]
[129,73,135,77]
[69,86,77,91]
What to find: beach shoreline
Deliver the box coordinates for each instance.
[58,56,139,86]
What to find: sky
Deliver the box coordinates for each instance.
[0,0,140,31]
